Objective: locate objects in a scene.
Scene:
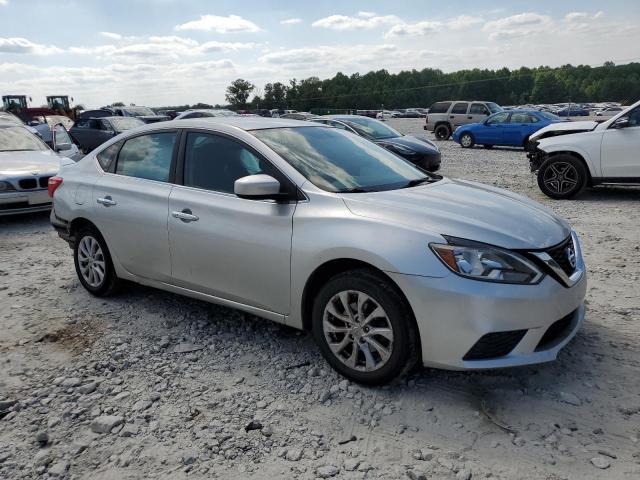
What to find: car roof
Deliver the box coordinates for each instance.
[137,116,321,132]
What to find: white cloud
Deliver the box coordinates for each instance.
[280,18,302,25]
[312,14,401,31]
[0,37,62,55]
[0,0,8,6]
[260,44,398,68]
[358,11,376,18]
[175,14,260,33]
[447,15,484,30]
[385,21,442,37]
[69,36,256,61]
[483,12,553,40]
[565,12,589,22]
[99,31,123,40]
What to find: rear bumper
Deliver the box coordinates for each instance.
[0,190,51,216]
[50,208,73,245]
[388,261,587,370]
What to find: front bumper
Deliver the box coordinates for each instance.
[0,189,51,216]
[388,252,587,370]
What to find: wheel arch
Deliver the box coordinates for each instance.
[68,217,100,244]
[300,259,419,341]
[545,150,594,185]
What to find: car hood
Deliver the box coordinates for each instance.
[0,150,61,176]
[530,120,598,141]
[376,135,439,153]
[341,178,570,250]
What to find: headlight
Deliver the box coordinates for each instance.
[430,239,543,284]
[0,181,15,192]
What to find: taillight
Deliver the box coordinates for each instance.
[48,176,63,197]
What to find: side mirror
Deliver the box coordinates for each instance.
[234,174,283,200]
[612,117,629,129]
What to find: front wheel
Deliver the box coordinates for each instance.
[74,227,120,296]
[312,270,419,385]
[537,155,588,199]
[459,132,475,148]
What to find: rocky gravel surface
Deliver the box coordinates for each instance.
[1,119,639,479]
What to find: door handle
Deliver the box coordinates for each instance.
[467,116,473,119]
[449,115,455,118]
[97,196,117,206]
[171,209,199,223]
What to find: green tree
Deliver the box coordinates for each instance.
[225,79,255,108]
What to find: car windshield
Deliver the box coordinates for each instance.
[0,126,48,152]
[110,117,145,131]
[0,114,23,126]
[538,111,562,121]
[123,107,155,117]
[338,117,401,140]
[253,126,428,193]
[486,102,503,114]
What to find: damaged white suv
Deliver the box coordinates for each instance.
[528,100,640,199]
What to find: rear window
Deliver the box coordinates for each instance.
[429,102,451,114]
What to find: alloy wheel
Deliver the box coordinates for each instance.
[77,236,106,288]
[460,133,473,147]
[543,162,579,194]
[323,290,394,372]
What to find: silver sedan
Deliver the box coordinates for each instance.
[50,118,586,384]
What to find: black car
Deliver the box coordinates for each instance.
[314,115,441,172]
[69,116,145,153]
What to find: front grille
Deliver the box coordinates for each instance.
[463,329,527,361]
[39,176,52,188]
[0,201,29,210]
[18,178,38,190]
[545,237,575,276]
[536,311,575,351]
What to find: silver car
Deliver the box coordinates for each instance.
[50,118,587,384]
[0,123,65,215]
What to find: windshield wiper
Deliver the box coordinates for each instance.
[339,187,371,193]
[403,177,434,188]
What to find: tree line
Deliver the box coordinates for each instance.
[215,61,639,112]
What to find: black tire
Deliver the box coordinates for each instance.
[537,155,588,199]
[484,145,494,149]
[73,226,121,296]
[311,269,419,385]
[434,124,451,141]
[459,132,475,148]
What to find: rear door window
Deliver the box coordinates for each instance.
[115,132,177,182]
[451,102,469,114]
[510,113,531,123]
[429,102,451,114]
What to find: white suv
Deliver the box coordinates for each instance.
[528,100,640,199]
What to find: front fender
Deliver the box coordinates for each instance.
[537,141,599,177]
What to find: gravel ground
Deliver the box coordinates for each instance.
[1,118,639,480]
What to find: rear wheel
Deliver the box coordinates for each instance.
[537,155,588,199]
[312,269,419,385]
[459,132,475,148]
[74,226,120,296]
[434,124,452,141]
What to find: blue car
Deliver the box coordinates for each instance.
[452,110,567,149]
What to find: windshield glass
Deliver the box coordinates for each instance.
[339,117,401,140]
[486,102,503,114]
[253,126,427,193]
[0,113,23,126]
[538,111,562,121]
[0,126,48,152]
[110,117,145,131]
[123,107,155,117]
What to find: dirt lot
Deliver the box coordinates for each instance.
[1,119,639,480]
